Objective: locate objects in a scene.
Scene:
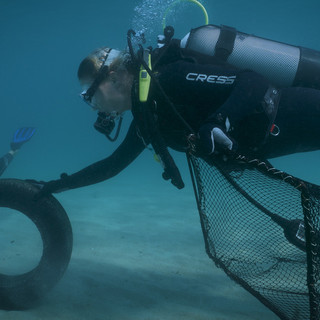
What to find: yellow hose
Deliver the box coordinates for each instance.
[162,0,209,30]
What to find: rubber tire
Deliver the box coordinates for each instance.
[0,178,73,310]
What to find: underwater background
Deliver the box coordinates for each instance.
[0,0,320,319]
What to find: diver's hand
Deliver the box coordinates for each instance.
[25,173,71,199]
[198,123,234,155]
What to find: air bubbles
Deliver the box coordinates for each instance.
[132,0,173,45]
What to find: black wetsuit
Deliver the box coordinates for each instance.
[56,60,320,190]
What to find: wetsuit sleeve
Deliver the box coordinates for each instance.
[56,120,146,190]
[0,152,14,177]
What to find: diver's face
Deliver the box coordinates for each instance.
[81,71,132,115]
[94,78,128,114]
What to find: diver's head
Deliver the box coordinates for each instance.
[78,47,133,115]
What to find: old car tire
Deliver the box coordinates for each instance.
[0,179,73,310]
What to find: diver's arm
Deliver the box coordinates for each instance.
[39,121,146,193]
[0,151,16,177]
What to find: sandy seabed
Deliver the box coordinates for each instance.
[1,176,280,320]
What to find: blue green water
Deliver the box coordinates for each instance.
[0,0,320,319]
[1,0,319,183]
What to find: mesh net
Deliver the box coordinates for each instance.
[187,154,320,320]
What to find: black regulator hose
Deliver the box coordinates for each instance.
[148,114,185,189]
[128,30,186,189]
[127,29,137,63]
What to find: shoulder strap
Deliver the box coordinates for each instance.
[185,24,237,63]
[214,25,237,62]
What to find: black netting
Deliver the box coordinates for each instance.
[187,154,320,320]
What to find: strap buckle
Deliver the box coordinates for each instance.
[270,124,280,136]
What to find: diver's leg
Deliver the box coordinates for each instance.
[0,152,14,176]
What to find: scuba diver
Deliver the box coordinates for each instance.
[0,127,36,177]
[30,27,320,195]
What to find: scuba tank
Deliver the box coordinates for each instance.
[159,0,320,88]
[178,24,320,89]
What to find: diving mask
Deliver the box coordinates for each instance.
[79,48,121,108]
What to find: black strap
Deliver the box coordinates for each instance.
[214,25,237,62]
[131,79,185,190]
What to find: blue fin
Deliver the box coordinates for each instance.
[12,127,36,143]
